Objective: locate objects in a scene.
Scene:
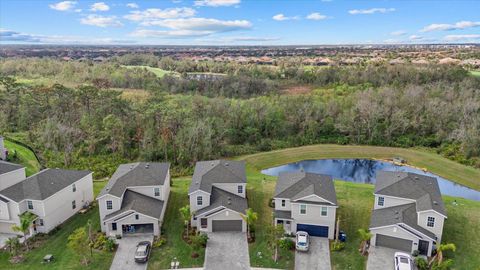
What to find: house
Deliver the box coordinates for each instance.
[273,171,338,239]
[189,160,248,232]
[0,161,26,191]
[0,168,93,235]
[369,171,446,256]
[0,136,7,160]
[97,162,170,237]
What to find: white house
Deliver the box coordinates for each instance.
[97,162,170,237]
[369,171,447,256]
[189,160,248,232]
[0,161,26,191]
[0,168,93,236]
[273,171,338,239]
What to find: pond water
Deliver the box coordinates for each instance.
[261,159,480,201]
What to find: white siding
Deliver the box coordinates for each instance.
[129,185,164,200]
[0,201,21,233]
[105,212,160,237]
[373,195,414,209]
[212,183,246,198]
[194,209,246,233]
[0,168,26,190]
[370,225,434,256]
[0,200,9,220]
[274,198,292,211]
[291,203,337,239]
[98,194,122,232]
[189,190,211,212]
[417,211,445,243]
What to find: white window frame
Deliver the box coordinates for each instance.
[106,200,113,210]
[72,184,76,192]
[427,216,435,227]
[38,219,44,226]
[321,206,328,216]
[378,196,385,206]
[27,200,33,210]
[197,196,203,206]
[300,204,307,215]
[154,187,160,197]
[238,185,243,194]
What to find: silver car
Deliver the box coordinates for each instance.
[394,252,414,270]
[295,231,310,251]
[134,241,151,263]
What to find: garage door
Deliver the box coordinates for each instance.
[212,220,242,232]
[297,224,329,237]
[123,223,154,234]
[375,234,412,252]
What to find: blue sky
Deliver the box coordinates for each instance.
[1,0,479,45]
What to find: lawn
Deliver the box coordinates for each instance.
[122,65,176,78]
[470,70,480,77]
[3,138,41,176]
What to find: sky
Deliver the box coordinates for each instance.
[0,0,479,45]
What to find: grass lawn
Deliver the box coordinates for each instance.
[147,178,205,269]
[3,138,41,176]
[470,70,480,77]
[122,65,176,78]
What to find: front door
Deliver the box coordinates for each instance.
[418,240,429,256]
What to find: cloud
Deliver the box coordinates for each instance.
[383,39,400,44]
[194,0,240,7]
[226,36,280,42]
[390,30,406,36]
[49,1,77,11]
[421,21,480,32]
[348,8,395,15]
[444,34,480,41]
[0,29,135,44]
[124,8,196,21]
[80,15,123,27]
[272,14,299,21]
[306,12,327,20]
[90,2,110,12]
[126,3,139,9]
[409,35,424,41]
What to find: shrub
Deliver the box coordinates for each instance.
[104,238,116,252]
[278,237,295,250]
[191,233,208,249]
[412,249,419,257]
[415,257,428,270]
[153,237,166,248]
[331,241,346,251]
[93,233,107,250]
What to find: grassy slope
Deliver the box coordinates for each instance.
[241,144,480,191]
[470,70,480,77]
[122,65,174,78]
[3,139,41,176]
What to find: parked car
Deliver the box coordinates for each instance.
[295,231,310,251]
[134,241,152,263]
[394,252,414,270]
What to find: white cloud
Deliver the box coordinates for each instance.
[348,8,395,15]
[409,35,424,40]
[306,12,327,20]
[126,3,139,9]
[131,29,212,38]
[225,36,280,42]
[74,9,82,12]
[390,30,406,36]
[90,2,110,12]
[49,1,77,11]
[0,29,135,44]
[80,15,123,27]
[194,0,240,7]
[383,39,400,44]
[124,8,196,21]
[421,21,480,32]
[444,34,480,41]
[272,14,299,21]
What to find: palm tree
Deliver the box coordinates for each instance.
[11,212,37,251]
[5,237,20,257]
[358,228,372,255]
[430,243,456,267]
[179,205,192,237]
[241,208,258,240]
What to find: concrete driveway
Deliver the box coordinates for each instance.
[366,246,396,270]
[295,237,331,270]
[204,232,250,270]
[110,234,153,270]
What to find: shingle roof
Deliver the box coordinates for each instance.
[104,190,165,221]
[375,171,445,215]
[99,162,170,197]
[189,160,246,194]
[0,161,23,175]
[274,171,337,205]
[0,168,91,202]
[195,186,248,216]
[370,203,437,240]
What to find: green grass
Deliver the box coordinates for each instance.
[147,178,205,269]
[122,65,176,78]
[470,70,480,77]
[3,139,41,176]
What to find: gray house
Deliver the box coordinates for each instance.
[369,171,446,256]
[97,162,170,237]
[189,160,248,232]
[273,171,338,239]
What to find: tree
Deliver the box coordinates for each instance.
[266,224,285,262]
[357,228,372,256]
[68,227,90,265]
[430,243,456,267]
[11,212,37,251]
[179,205,192,237]
[5,237,20,257]
[241,208,258,241]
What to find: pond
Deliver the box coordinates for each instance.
[261,159,480,201]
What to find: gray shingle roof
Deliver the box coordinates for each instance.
[99,162,170,197]
[189,160,246,194]
[370,203,437,240]
[375,171,445,215]
[195,186,248,216]
[104,190,164,221]
[0,168,91,202]
[274,171,337,205]
[0,161,23,175]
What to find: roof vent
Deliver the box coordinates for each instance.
[225,162,229,166]
[414,176,419,180]
[51,182,54,185]
[433,201,438,205]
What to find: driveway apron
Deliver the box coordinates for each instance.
[204,232,250,270]
[110,234,153,270]
[295,237,331,270]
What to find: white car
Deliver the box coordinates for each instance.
[295,231,310,251]
[394,252,414,270]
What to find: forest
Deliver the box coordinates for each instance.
[0,56,479,178]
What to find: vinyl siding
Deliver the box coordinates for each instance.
[98,194,122,232]
[195,209,246,233]
[105,212,160,236]
[274,198,292,211]
[212,183,246,198]
[0,168,26,190]
[418,211,445,243]
[373,194,414,209]
[370,225,434,256]
[291,202,336,239]
[189,190,211,212]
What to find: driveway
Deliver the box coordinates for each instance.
[110,234,153,270]
[295,237,331,270]
[366,246,396,270]
[204,232,250,270]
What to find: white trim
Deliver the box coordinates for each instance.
[188,189,211,196]
[96,193,121,200]
[293,194,336,205]
[195,206,225,218]
[417,209,447,219]
[374,193,416,203]
[299,204,307,215]
[104,210,159,223]
[204,207,244,219]
[370,224,436,241]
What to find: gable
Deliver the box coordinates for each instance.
[293,194,332,204]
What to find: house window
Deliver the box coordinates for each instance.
[427,216,435,227]
[72,184,76,192]
[201,218,207,228]
[72,200,76,209]
[238,185,243,194]
[378,196,385,206]
[300,204,307,215]
[27,200,33,210]
[321,207,328,216]
[154,187,160,197]
[197,196,203,206]
[135,214,139,220]
[112,223,117,231]
[106,200,112,210]
[38,219,44,226]
[281,200,286,207]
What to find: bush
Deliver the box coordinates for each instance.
[278,237,295,250]
[415,257,428,270]
[331,241,346,251]
[92,233,107,250]
[104,238,116,252]
[153,237,166,248]
[412,249,419,257]
[191,233,208,249]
